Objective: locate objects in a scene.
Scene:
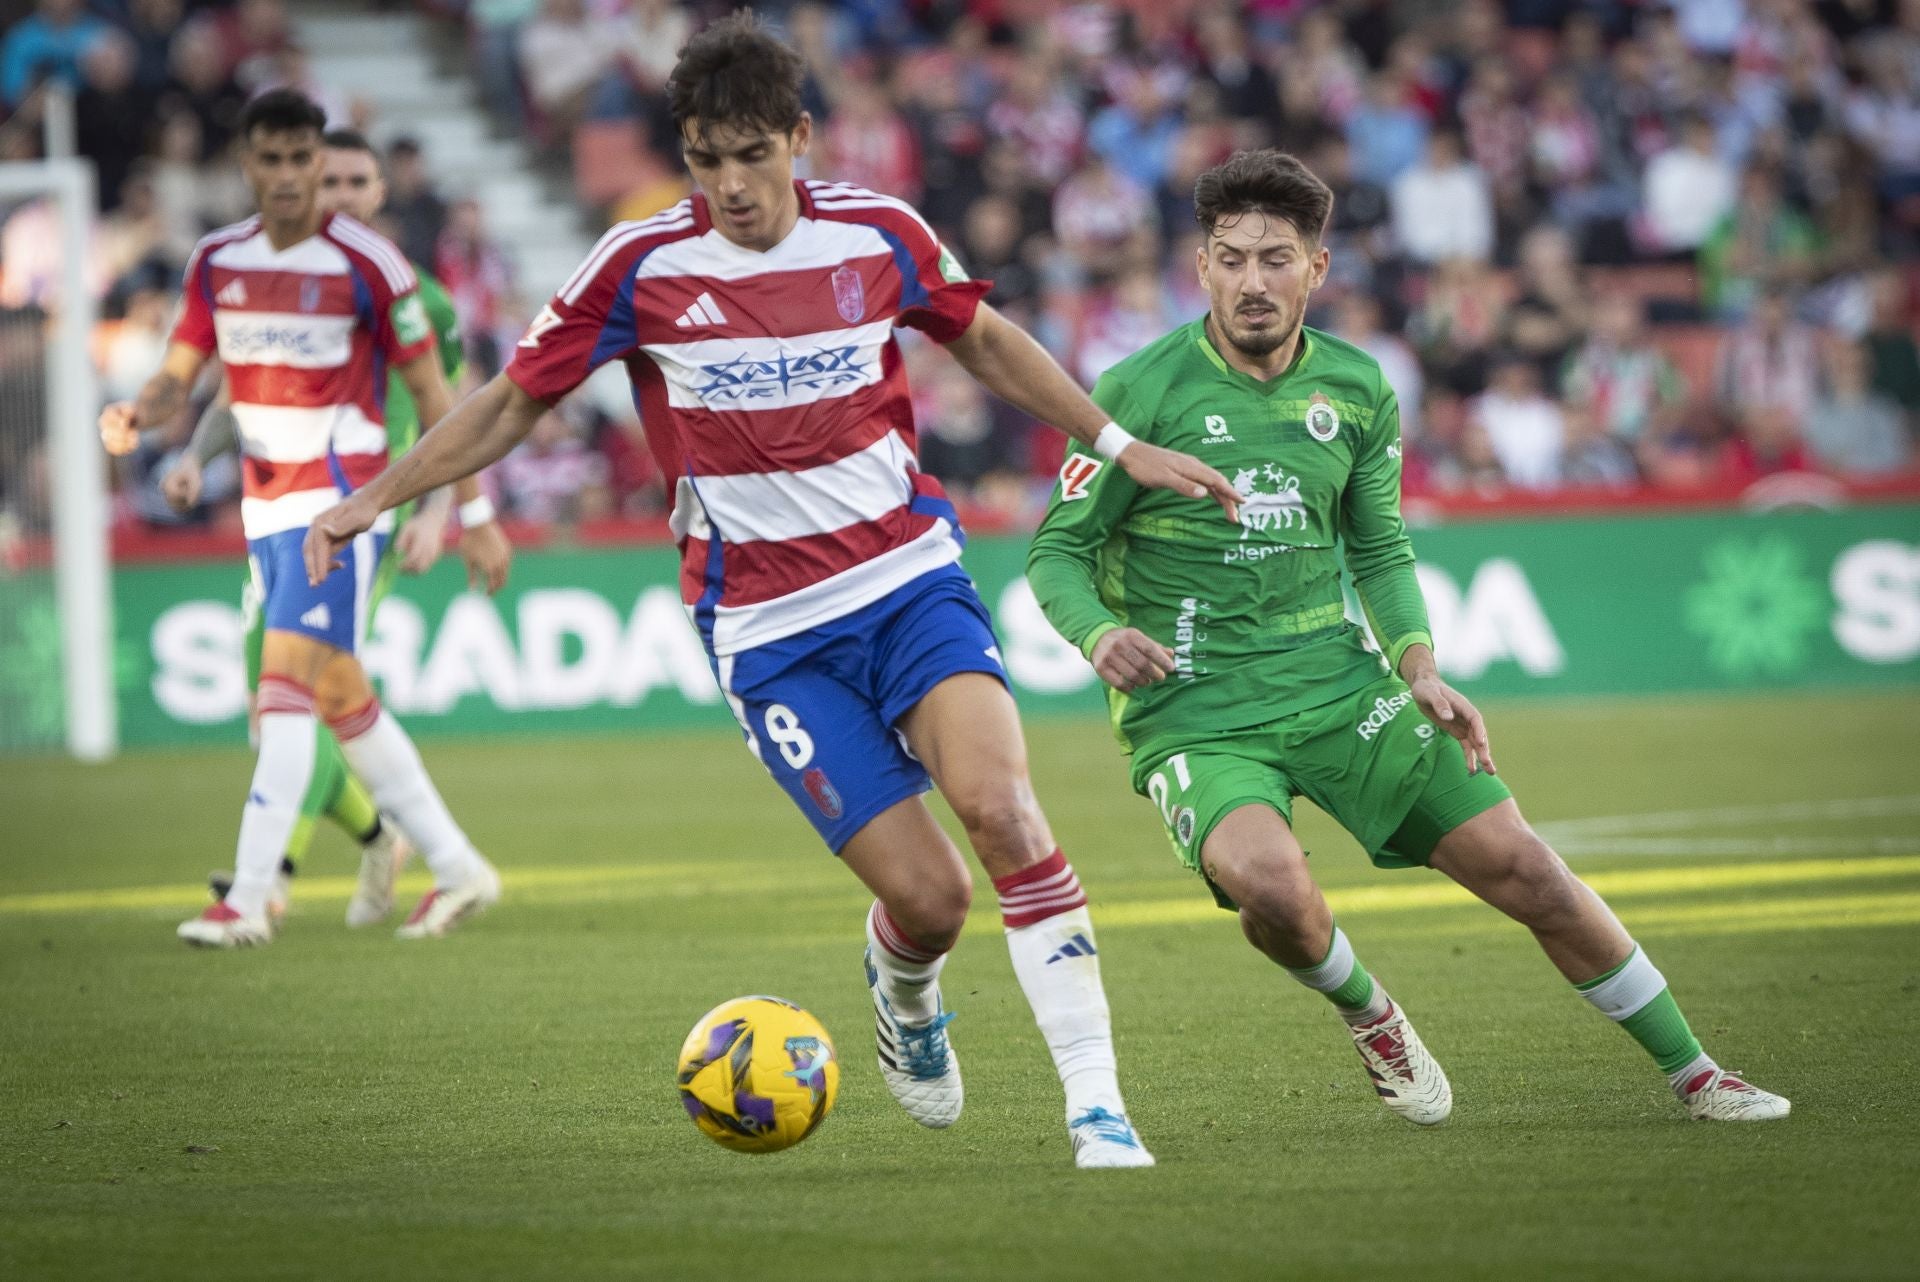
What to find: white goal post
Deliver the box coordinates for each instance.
[0,155,115,759]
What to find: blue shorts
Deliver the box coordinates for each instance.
[716,564,1008,852]
[246,526,389,653]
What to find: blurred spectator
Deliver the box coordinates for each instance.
[74,30,155,212]
[592,0,693,151]
[209,0,294,92]
[1862,271,1920,420]
[1052,155,1156,281]
[1715,289,1822,427]
[1457,59,1530,215]
[1193,6,1277,124]
[1,0,110,109]
[1562,293,1687,444]
[161,20,248,159]
[1504,224,1590,373]
[819,77,922,204]
[1332,292,1422,442]
[123,0,184,96]
[1726,403,1815,480]
[915,357,1022,493]
[987,56,1086,189]
[98,285,171,404]
[469,0,540,131]
[497,410,611,525]
[1559,403,1640,487]
[963,194,1039,312]
[1345,72,1429,188]
[1639,115,1739,254]
[1471,354,1566,490]
[1698,166,1822,318]
[435,198,515,369]
[386,138,449,271]
[1071,269,1177,387]
[1806,335,1913,475]
[1390,130,1493,265]
[1088,64,1185,193]
[517,0,623,141]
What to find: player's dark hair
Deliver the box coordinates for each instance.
[323,128,383,176]
[1193,150,1333,246]
[240,88,327,142]
[667,10,806,148]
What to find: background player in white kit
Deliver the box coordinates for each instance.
[101,90,501,947]
[306,15,1238,1167]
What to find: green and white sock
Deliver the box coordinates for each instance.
[284,730,381,872]
[1285,925,1392,1027]
[1575,945,1715,1092]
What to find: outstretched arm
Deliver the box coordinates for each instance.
[945,304,1240,520]
[304,373,543,585]
[98,341,209,456]
[159,378,237,511]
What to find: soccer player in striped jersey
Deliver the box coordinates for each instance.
[100,90,501,947]
[145,128,514,930]
[305,14,1241,1168]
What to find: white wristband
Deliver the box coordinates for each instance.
[457,495,497,527]
[1092,421,1136,461]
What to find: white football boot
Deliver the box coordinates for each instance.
[865,947,964,1128]
[1349,999,1452,1125]
[177,900,274,948]
[1680,1068,1791,1121]
[208,863,293,925]
[395,857,501,940]
[345,823,412,927]
[1068,1107,1156,1169]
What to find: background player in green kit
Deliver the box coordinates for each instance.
[1028,150,1789,1125]
[158,129,512,928]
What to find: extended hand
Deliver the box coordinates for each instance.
[1408,673,1497,775]
[1091,626,1176,693]
[1117,441,1240,521]
[303,496,379,586]
[394,511,447,575]
[161,456,203,512]
[98,402,140,457]
[458,519,512,595]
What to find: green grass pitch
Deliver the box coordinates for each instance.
[4,689,1918,1281]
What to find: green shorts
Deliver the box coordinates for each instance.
[1133,675,1512,909]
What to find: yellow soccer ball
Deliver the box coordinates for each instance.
[675,996,839,1154]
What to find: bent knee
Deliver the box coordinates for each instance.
[1500,839,1586,926]
[948,780,1050,859]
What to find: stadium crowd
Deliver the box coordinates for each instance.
[0,0,1917,540]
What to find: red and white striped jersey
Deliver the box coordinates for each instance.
[171,212,434,539]
[506,180,991,655]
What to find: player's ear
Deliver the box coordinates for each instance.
[1195,239,1209,288]
[1308,243,1330,291]
[789,113,813,159]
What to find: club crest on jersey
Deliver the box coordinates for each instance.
[831,264,866,324]
[1305,391,1340,442]
[299,278,321,312]
[1059,454,1104,501]
[802,767,843,819]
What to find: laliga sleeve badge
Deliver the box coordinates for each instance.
[1059,454,1104,501]
[1306,391,1340,442]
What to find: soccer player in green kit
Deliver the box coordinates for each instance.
[156,129,512,929]
[1028,151,1788,1124]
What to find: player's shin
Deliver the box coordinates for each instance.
[865,901,948,1023]
[327,697,484,887]
[229,677,321,919]
[995,850,1127,1119]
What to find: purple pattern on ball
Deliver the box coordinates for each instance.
[702,1019,743,1063]
[735,1092,777,1131]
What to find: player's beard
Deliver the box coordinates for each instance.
[1215,297,1299,360]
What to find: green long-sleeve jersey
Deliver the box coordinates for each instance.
[1027,319,1431,765]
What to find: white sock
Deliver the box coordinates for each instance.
[228,679,317,919]
[330,700,483,888]
[995,852,1126,1121]
[1667,1051,1719,1094]
[865,901,947,1023]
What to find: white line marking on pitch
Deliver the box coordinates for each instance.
[1535,794,1920,840]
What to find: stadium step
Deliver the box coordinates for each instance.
[287,0,592,301]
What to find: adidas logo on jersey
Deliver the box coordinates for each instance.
[674,291,730,329]
[299,603,332,631]
[215,278,248,307]
[1045,933,1098,964]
